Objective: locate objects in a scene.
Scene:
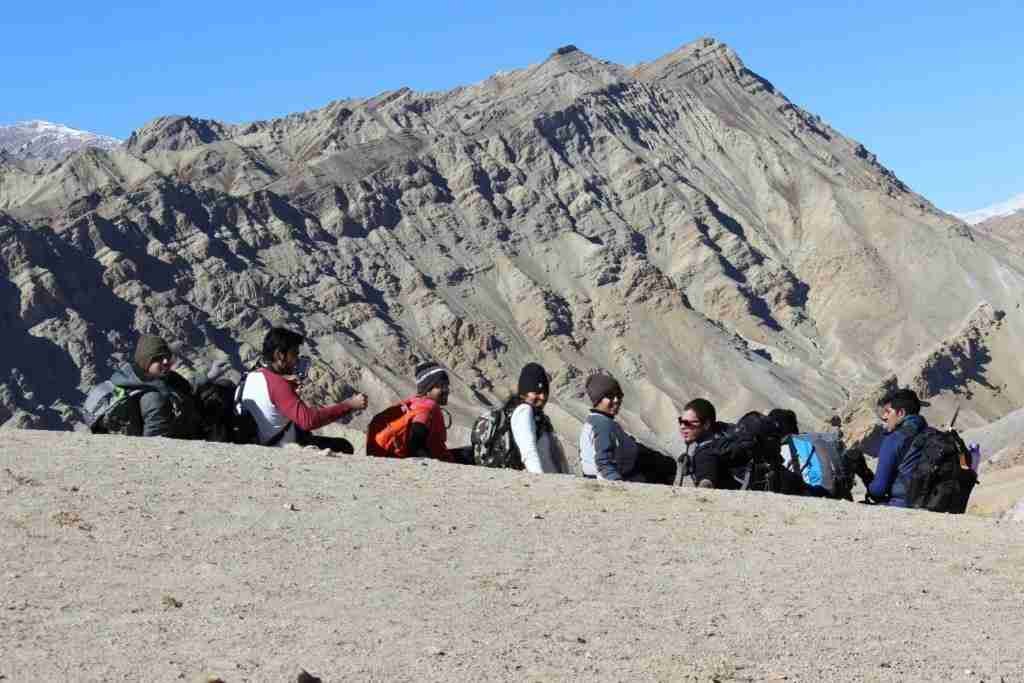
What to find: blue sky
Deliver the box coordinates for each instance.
[3,1,1021,212]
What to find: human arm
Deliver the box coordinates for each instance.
[867,433,905,501]
[139,391,172,437]
[592,420,622,481]
[193,359,232,390]
[511,404,544,473]
[264,372,352,432]
[409,422,432,458]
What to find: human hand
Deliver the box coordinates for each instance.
[344,393,368,412]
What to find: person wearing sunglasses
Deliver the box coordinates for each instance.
[108,334,204,438]
[239,327,367,452]
[677,398,730,488]
[578,372,676,483]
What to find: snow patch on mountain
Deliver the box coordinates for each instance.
[956,192,1024,225]
[0,120,121,160]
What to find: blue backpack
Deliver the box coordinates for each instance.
[783,432,854,500]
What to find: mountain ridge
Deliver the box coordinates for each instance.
[1,38,1021,458]
[0,120,121,160]
[956,192,1024,225]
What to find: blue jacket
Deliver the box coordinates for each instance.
[868,414,928,506]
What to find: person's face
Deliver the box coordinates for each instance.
[274,348,300,375]
[428,381,450,406]
[678,408,710,444]
[880,403,906,433]
[596,392,623,416]
[146,353,174,378]
[522,389,548,410]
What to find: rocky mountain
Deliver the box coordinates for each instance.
[0,120,121,161]
[973,208,1024,255]
[3,38,1024,456]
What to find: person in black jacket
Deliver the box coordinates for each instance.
[677,398,731,488]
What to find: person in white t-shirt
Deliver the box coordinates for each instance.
[508,363,568,474]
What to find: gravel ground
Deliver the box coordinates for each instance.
[2,430,1023,682]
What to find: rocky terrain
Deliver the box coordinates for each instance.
[2,38,1024,468]
[3,430,1023,681]
[0,120,121,161]
[973,209,1024,256]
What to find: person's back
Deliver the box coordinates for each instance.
[109,335,202,439]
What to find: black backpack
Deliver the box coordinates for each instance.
[695,412,788,491]
[195,380,243,443]
[904,428,978,513]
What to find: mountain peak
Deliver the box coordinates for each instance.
[125,115,234,154]
[956,192,1024,225]
[632,37,764,90]
[0,120,121,161]
[530,42,631,89]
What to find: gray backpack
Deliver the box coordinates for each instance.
[470,406,523,469]
[83,381,155,436]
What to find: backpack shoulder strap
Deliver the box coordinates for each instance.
[263,421,293,447]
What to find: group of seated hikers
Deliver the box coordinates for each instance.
[83,328,980,514]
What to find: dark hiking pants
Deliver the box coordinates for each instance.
[302,434,355,454]
[632,446,678,485]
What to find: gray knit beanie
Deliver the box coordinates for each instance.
[585,372,622,405]
[415,361,449,395]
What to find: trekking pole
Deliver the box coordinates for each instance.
[948,402,961,432]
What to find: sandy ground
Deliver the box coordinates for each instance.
[2,430,1023,682]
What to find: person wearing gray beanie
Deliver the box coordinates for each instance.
[578,371,675,484]
[585,372,623,406]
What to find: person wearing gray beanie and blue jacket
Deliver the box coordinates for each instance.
[578,371,676,484]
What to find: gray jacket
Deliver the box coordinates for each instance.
[110,363,202,438]
[578,410,638,480]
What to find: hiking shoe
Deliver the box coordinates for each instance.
[697,479,715,489]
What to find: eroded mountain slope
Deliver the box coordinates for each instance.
[2,38,1022,447]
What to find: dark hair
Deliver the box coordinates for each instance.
[878,388,922,416]
[768,408,799,436]
[262,327,304,363]
[683,398,716,425]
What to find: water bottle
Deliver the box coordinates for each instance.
[968,443,981,472]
